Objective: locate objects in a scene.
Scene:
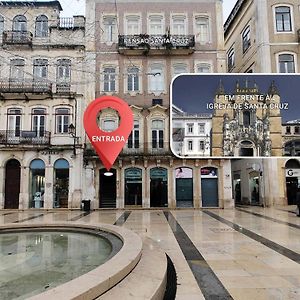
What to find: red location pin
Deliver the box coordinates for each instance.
[83,96,133,170]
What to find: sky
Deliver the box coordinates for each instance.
[172,75,300,122]
[42,0,237,20]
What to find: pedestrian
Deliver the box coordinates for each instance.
[296,189,300,217]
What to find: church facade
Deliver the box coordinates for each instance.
[211,80,283,157]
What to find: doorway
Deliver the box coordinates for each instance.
[175,167,193,207]
[201,167,218,207]
[4,159,21,209]
[125,168,142,206]
[99,168,116,208]
[54,159,69,208]
[150,167,168,207]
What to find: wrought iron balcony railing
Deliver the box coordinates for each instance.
[3,31,33,45]
[118,34,195,53]
[0,80,52,94]
[0,130,50,145]
[56,83,71,94]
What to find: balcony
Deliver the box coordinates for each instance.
[2,31,33,45]
[56,83,71,94]
[0,80,52,99]
[0,130,50,146]
[118,34,195,55]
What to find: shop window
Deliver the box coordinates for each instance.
[29,159,45,208]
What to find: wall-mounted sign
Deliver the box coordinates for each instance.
[286,169,300,177]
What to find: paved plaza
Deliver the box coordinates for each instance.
[1,206,300,299]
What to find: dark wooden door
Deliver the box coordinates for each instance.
[5,159,21,209]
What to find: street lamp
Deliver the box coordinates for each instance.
[68,123,78,156]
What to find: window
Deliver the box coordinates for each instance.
[198,123,205,134]
[127,120,139,148]
[196,63,211,73]
[152,99,163,106]
[243,111,251,127]
[7,108,22,137]
[103,67,116,92]
[295,126,299,134]
[55,108,70,134]
[188,140,193,151]
[149,64,164,92]
[103,16,117,42]
[172,15,186,35]
[56,59,71,92]
[10,59,25,81]
[242,26,250,53]
[286,126,291,134]
[275,6,292,32]
[199,140,205,151]
[32,108,46,137]
[149,15,163,35]
[13,15,27,31]
[126,15,140,35]
[35,15,48,37]
[152,120,164,149]
[187,124,194,134]
[227,47,235,70]
[33,59,48,81]
[279,54,295,73]
[127,67,139,91]
[195,17,209,43]
[102,119,117,132]
[0,15,4,36]
[173,63,188,77]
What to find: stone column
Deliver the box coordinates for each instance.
[144,166,150,208]
[222,160,234,209]
[44,165,54,209]
[117,167,124,209]
[168,167,175,208]
[0,166,5,209]
[19,166,30,209]
[193,166,201,208]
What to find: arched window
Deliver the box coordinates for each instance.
[127,120,139,148]
[278,53,295,73]
[35,15,48,37]
[149,64,164,92]
[151,119,164,149]
[275,6,292,32]
[173,63,188,78]
[243,111,251,127]
[195,16,210,43]
[13,15,27,32]
[127,67,139,92]
[55,108,70,133]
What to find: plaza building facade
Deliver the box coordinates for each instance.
[224,0,300,73]
[172,104,212,157]
[212,80,283,157]
[282,119,300,156]
[232,157,300,206]
[0,1,86,209]
[83,0,234,209]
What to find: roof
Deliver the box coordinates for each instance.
[224,0,247,35]
[0,1,63,11]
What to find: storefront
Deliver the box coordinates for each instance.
[201,167,218,207]
[99,168,116,208]
[175,167,193,208]
[285,159,300,205]
[53,159,69,208]
[29,159,45,208]
[150,167,168,207]
[125,168,142,206]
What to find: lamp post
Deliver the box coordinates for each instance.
[68,123,78,156]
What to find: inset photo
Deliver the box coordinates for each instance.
[171,74,300,158]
